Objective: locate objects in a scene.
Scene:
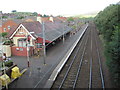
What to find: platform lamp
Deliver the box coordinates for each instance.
[63,21,66,44]
[42,21,46,65]
[26,32,34,67]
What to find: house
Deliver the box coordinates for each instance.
[7,16,72,56]
[1,17,36,34]
[1,20,17,33]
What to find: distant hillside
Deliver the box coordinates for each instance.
[73,11,99,18]
[12,12,33,16]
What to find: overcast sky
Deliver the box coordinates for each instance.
[0,0,119,16]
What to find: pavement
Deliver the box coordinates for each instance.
[8,24,88,88]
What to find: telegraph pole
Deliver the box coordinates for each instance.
[63,21,66,44]
[63,25,65,43]
[42,22,46,65]
[26,37,30,67]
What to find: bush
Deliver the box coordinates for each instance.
[0,32,8,37]
[3,40,13,45]
[17,16,24,19]
[4,60,13,67]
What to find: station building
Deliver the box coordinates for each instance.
[6,17,72,56]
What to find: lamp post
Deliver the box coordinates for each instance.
[42,21,46,65]
[26,32,34,67]
[63,21,66,44]
[26,35,30,67]
[63,26,65,43]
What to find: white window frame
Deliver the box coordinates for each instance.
[4,28,6,32]
[36,43,42,48]
[18,38,27,47]
[8,26,10,30]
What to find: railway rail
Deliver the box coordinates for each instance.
[51,23,105,89]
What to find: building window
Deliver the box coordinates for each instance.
[18,38,26,47]
[8,26,10,30]
[36,43,42,48]
[4,28,6,32]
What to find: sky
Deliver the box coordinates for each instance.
[0,0,119,16]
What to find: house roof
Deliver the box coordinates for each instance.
[6,24,18,38]
[7,21,72,42]
[2,20,17,26]
[7,21,42,39]
[22,21,42,34]
[36,21,72,42]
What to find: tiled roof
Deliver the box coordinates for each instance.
[37,21,72,42]
[6,24,18,38]
[22,21,42,34]
[7,21,72,42]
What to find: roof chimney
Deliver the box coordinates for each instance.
[37,16,42,23]
[49,16,54,22]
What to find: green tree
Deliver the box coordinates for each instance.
[11,10,17,13]
[43,14,49,17]
[106,27,120,87]
[94,4,119,42]
[33,12,38,16]
[2,16,8,18]
[67,17,74,21]
[94,4,120,87]
[0,32,8,37]
[17,16,24,19]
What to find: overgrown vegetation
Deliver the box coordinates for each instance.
[2,16,8,19]
[17,16,24,19]
[3,40,13,45]
[0,32,8,37]
[94,4,120,87]
[67,17,74,21]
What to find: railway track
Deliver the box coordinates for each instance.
[51,23,105,89]
[92,23,105,89]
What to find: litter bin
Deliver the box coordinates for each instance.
[11,66,21,79]
[0,74,11,86]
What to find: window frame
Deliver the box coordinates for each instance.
[18,38,27,47]
[36,43,42,48]
[3,28,6,32]
[8,26,10,30]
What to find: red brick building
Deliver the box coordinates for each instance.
[7,17,72,56]
[1,20,17,33]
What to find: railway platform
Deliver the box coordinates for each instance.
[8,24,88,88]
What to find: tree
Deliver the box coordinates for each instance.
[106,27,120,87]
[43,14,49,17]
[17,16,24,19]
[11,10,17,13]
[33,12,38,16]
[67,17,74,22]
[94,4,120,87]
[2,16,8,18]
[94,4,119,42]
[0,32,8,37]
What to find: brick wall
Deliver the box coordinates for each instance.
[11,46,27,56]
[11,46,34,56]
